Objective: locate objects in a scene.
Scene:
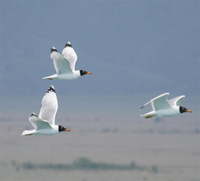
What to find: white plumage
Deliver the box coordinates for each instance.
[62,41,78,72]
[42,42,92,80]
[139,92,192,118]
[21,86,70,136]
[38,86,58,125]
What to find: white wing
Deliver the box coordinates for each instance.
[151,92,171,111]
[29,113,52,130]
[50,47,73,74]
[38,85,58,125]
[168,95,185,106]
[62,42,78,72]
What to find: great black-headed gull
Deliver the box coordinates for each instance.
[43,42,92,80]
[21,86,70,136]
[138,92,192,118]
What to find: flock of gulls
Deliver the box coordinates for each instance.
[21,42,192,136]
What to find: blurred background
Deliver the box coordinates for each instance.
[0,1,199,181]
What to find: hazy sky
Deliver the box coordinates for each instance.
[0,1,199,119]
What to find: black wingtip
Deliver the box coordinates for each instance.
[138,105,145,112]
[46,85,56,93]
[51,47,58,53]
[64,42,72,48]
[30,112,37,117]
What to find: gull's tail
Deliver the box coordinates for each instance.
[42,74,57,80]
[21,130,34,136]
[140,111,156,119]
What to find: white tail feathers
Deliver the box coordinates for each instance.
[21,130,34,136]
[42,74,57,80]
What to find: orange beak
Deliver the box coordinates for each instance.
[187,109,192,113]
[87,72,92,75]
[65,129,70,132]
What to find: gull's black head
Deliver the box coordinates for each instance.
[179,106,192,114]
[80,70,92,76]
[58,125,70,132]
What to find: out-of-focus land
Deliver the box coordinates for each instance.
[0,115,199,181]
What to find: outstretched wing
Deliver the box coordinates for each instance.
[38,85,58,125]
[50,47,72,74]
[62,42,78,72]
[151,93,171,111]
[29,113,52,130]
[168,95,185,106]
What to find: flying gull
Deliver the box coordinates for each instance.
[21,86,70,135]
[139,92,192,118]
[43,42,92,80]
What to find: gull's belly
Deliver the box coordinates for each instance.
[57,73,80,80]
[34,129,58,135]
[157,108,179,117]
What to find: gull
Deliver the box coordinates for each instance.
[21,86,70,136]
[43,42,92,80]
[138,92,192,118]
